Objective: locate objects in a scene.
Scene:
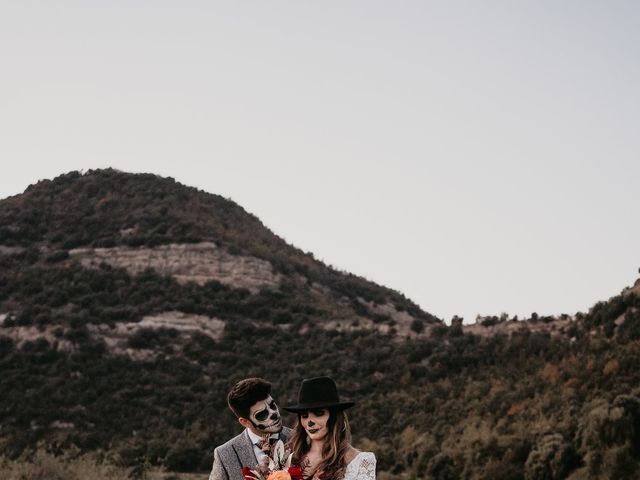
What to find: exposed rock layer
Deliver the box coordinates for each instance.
[0,311,225,360]
[69,242,281,291]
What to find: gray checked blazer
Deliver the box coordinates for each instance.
[208,427,293,480]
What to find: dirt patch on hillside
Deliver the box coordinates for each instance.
[0,311,225,360]
[305,310,432,341]
[464,316,575,339]
[0,322,75,351]
[88,311,225,359]
[0,245,26,255]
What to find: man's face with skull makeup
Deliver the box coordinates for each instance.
[243,395,282,435]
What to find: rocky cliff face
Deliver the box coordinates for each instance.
[69,242,281,291]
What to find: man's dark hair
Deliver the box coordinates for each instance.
[227,377,272,419]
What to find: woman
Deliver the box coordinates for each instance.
[284,376,376,480]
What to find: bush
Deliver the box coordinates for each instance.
[46,250,70,263]
[164,438,202,472]
[410,319,424,333]
[0,335,15,356]
[127,328,177,349]
[426,453,461,480]
[524,434,579,480]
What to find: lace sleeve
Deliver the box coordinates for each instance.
[354,452,376,480]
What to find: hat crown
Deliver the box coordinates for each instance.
[284,376,354,412]
[298,376,340,405]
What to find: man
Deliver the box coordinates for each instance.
[209,377,292,480]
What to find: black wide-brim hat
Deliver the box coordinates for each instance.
[284,376,355,412]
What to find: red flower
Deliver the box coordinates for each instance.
[243,466,259,480]
[288,466,303,480]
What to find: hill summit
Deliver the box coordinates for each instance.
[0,169,439,344]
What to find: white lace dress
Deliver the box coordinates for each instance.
[343,452,376,480]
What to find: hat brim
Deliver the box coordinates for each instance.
[283,401,355,413]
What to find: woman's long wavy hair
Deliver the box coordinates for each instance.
[288,408,352,480]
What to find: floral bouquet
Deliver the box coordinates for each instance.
[242,439,303,480]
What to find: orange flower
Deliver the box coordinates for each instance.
[266,471,292,480]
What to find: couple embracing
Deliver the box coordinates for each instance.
[209,376,376,480]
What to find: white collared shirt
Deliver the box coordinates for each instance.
[246,428,270,463]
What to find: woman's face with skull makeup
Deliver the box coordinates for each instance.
[300,408,330,442]
[246,395,282,434]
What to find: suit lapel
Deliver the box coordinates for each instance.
[228,428,293,473]
[231,430,258,471]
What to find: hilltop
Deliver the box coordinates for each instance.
[1,169,639,479]
[0,170,439,352]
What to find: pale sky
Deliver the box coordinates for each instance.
[1,2,639,323]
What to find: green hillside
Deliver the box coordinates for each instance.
[0,170,639,479]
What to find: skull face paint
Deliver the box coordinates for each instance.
[300,408,330,442]
[248,396,282,434]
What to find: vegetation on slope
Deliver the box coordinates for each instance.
[1,170,639,479]
[0,169,435,322]
[1,262,639,478]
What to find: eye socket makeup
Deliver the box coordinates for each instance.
[254,409,269,421]
[247,395,282,434]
